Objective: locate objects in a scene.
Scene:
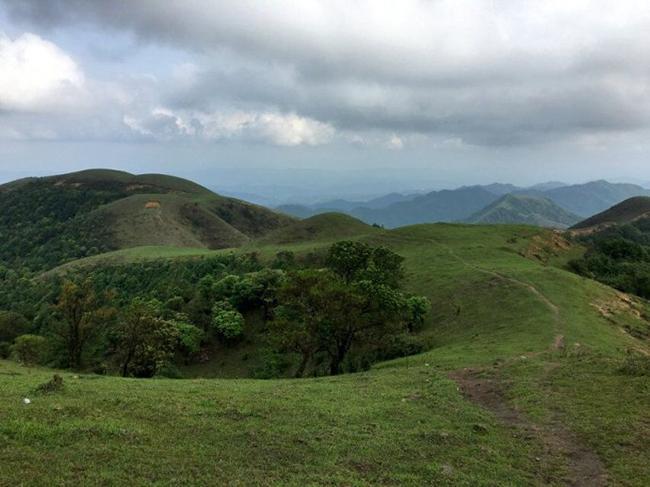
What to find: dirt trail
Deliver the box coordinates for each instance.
[450,367,608,486]
[422,237,608,485]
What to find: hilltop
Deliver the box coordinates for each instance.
[260,212,377,244]
[572,196,650,230]
[0,169,293,271]
[466,194,581,228]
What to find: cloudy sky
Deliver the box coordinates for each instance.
[1,1,649,201]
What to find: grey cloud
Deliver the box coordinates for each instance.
[3,0,650,146]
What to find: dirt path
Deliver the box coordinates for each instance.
[423,237,608,484]
[450,367,608,486]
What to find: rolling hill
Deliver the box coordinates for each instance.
[0,169,293,271]
[572,196,650,230]
[260,212,377,244]
[466,194,581,228]
[2,222,649,485]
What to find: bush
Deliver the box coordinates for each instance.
[177,322,204,356]
[212,301,245,340]
[0,341,11,359]
[0,311,31,343]
[12,334,48,365]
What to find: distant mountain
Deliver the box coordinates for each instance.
[527,181,567,191]
[543,180,650,217]
[349,186,500,228]
[480,183,523,195]
[466,194,580,228]
[572,196,650,230]
[0,169,293,271]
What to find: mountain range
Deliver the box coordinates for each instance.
[278,180,650,228]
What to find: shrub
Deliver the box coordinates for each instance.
[12,334,48,365]
[212,301,245,340]
[0,311,30,343]
[177,322,204,356]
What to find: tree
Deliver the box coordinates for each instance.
[404,296,430,332]
[327,240,404,287]
[51,280,115,369]
[12,334,48,365]
[0,311,30,343]
[212,301,245,341]
[176,320,205,359]
[327,241,372,283]
[271,271,330,377]
[114,298,180,377]
[272,269,409,376]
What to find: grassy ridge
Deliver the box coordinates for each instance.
[2,223,649,485]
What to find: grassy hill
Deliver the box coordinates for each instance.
[260,212,377,244]
[2,223,649,485]
[572,196,650,230]
[466,194,581,228]
[0,169,293,271]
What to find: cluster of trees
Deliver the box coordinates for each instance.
[0,180,127,271]
[570,223,650,299]
[1,241,430,378]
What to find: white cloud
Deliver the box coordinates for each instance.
[0,32,84,112]
[124,109,335,146]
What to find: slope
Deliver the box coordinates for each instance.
[3,223,648,485]
[260,212,378,244]
[572,196,650,230]
[466,194,581,228]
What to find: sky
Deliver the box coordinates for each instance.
[1,1,650,203]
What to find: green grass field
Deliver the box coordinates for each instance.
[3,223,649,485]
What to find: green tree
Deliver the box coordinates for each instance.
[176,321,205,358]
[212,301,245,340]
[273,269,409,376]
[0,311,30,343]
[404,296,430,332]
[12,334,48,365]
[51,280,115,369]
[114,298,180,377]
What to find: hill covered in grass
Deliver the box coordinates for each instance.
[260,212,378,244]
[1,223,649,485]
[572,196,650,230]
[0,169,293,271]
[466,194,581,228]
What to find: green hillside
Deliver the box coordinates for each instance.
[572,196,650,230]
[466,194,581,228]
[260,212,377,244]
[0,169,293,271]
[1,223,649,485]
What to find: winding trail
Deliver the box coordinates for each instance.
[422,236,608,486]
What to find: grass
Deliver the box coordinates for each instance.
[5,222,650,485]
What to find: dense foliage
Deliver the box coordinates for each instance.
[569,220,650,299]
[0,242,429,378]
[0,180,129,270]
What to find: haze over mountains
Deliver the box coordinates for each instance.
[278,180,650,229]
